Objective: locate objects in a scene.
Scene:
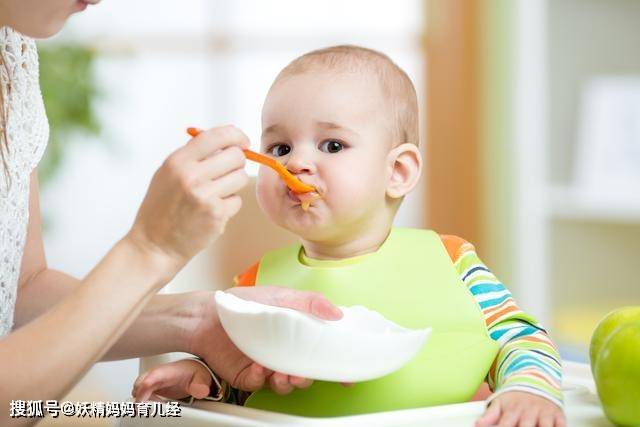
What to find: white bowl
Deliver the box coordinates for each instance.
[214,291,431,382]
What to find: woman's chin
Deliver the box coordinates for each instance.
[12,19,67,39]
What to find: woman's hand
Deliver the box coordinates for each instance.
[126,125,250,275]
[187,286,343,394]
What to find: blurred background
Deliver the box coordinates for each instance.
[34,0,639,424]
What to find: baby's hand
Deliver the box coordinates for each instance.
[475,391,565,427]
[132,359,212,402]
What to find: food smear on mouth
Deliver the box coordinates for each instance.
[298,191,322,211]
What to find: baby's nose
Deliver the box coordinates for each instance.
[286,150,316,175]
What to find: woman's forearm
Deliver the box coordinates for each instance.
[101,292,203,360]
[0,237,174,418]
[14,269,196,361]
[13,269,79,329]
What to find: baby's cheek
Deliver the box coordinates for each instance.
[255,173,281,218]
[325,173,383,215]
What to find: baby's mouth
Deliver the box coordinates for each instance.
[287,189,322,211]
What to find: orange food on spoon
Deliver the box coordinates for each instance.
[298,192,322,211]
[187,127,316,194]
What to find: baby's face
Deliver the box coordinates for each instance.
[257,71,395,242]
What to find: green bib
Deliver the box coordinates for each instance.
[245,228,498,417]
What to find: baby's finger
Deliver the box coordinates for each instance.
[516,408,539,427]
[147,393,165,403]
[270,372,294,395]
[132,372,151,398]
[134,382,160,403]
[340,382,354,388]
[496,407,521,427]
[187,382,210,400]
[133,372,148,389]
[289,375,313,389]
[554,413,567,427]
[539,412,555,427]
[133,373,160,401]
[187,365,213,399]
[475,400,501,427]
[134,371,176,402]
[135,387,157,403]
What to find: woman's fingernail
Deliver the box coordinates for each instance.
[312,300,343,320]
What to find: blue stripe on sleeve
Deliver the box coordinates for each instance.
[478,294,511,309]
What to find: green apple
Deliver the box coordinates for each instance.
[593,321,640,427]
[590,306,640,372]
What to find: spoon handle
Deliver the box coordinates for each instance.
[186,127,316,193]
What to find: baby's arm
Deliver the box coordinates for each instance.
[132,358,222,403]
[443,236,565,426]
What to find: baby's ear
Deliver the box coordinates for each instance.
[386,143,422,199]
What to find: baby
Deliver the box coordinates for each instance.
[133,45,565,426]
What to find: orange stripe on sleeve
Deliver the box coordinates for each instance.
[485,305,520,325]
[439,234,469,262]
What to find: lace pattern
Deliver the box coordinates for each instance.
[0,27,49,337]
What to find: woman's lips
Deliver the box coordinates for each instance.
[75,0,100,10]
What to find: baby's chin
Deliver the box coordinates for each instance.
[275,206,336,240]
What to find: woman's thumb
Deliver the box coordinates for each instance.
[188,370,212,399]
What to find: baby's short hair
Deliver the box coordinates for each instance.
[274,45,419,147]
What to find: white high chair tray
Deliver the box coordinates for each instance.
[119,362,613,427]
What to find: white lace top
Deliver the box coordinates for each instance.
[0,27,49,337]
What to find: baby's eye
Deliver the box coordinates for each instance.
[318,139,344,153]
[267,144,291,157]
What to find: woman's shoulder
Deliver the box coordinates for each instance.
[1,26,48,174]
[1,27,39,76]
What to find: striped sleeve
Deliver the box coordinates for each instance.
[442,235,564,408]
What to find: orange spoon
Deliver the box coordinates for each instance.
[187,127,316,194]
